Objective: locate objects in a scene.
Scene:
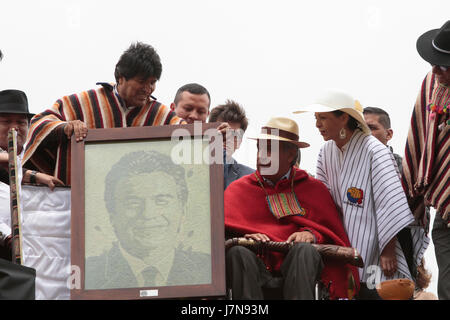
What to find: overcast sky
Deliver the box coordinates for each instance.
[1,0,448,297]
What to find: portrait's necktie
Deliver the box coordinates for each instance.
[141,266,158,286]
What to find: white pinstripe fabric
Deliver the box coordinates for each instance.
[316,130,418,283]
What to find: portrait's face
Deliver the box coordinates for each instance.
[364,113,392,146]
[432,65,450,86]
[171,91,210,124]
[111,171,183,258]
[117,75,157,108]
[314,112,347,142]
[0,113,29,153]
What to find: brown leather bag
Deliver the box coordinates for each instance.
[376,279,415,300]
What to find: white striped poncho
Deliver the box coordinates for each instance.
[316,130,428,284]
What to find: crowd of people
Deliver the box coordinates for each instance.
[0,20,448,300]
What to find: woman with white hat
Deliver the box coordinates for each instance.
[294,89,425,299]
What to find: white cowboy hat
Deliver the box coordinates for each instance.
[293,89,371,134]
[248,117,310,148]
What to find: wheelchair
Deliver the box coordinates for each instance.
[224,237,364,300]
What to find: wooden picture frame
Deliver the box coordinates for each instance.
[70,123,225,299]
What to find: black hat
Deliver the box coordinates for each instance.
[417,21,450,67]
[0,89,35,119]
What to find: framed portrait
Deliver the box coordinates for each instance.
[70,123,226,299]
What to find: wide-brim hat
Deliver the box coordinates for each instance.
[417,20,450,67]
[248,117,310,148]
[0,89,34,119]
[293,89,371,135]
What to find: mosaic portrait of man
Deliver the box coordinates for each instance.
[83,141,212,290]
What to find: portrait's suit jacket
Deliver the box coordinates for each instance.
[85,242,211,289]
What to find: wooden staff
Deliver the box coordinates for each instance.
[225,237,364,268]
[7,128,23,265]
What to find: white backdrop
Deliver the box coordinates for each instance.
[1,0,448,298]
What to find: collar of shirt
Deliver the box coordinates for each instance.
[118,243,150,286]
[113,84,157,111]
[262,168,291,187]
[118,243,175,287]
[331,130,360,168]
[113,84,128,110]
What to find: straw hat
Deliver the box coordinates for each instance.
[248,117,310,148]
[293,89,371,134]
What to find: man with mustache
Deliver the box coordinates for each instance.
[23,42,184,185]
[85,150,211,290]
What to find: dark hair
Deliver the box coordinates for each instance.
[173,83,211,107]
[209,99,249,131]
[332,110,359,131]
[0,50,3,61]
[104,150,188,214]
[114,42,162,83]
[363,107,391,129]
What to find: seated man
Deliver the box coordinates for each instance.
[224,117,359,300]
[0,89,63,259]
[208,100,254,189]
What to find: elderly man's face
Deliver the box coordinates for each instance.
[0,113,29,153]
[432,65,450,86]
[257,140,296,180]
[111,171,183,258]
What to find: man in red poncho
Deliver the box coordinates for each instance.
[224,117,360,300]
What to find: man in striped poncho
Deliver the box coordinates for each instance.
[23,42,185,185]
[403,21,450,299]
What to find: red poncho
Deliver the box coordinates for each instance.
[224,168,360,299]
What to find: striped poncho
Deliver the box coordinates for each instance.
[23,83,184,185]
[316,130,426,284]
[402,72,449,226]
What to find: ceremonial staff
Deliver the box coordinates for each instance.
[225,237,364,268]
[8,128,23,264]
